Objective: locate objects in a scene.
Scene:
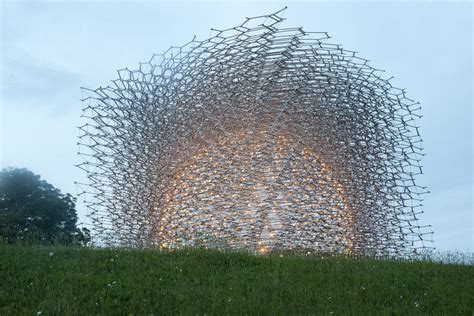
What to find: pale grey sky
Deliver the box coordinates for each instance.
[1,1,472,251]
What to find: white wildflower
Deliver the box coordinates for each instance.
[48,252,54,257]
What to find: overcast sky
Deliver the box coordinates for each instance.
[1,1,472,252]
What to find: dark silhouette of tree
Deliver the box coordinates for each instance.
[0,168,90,245]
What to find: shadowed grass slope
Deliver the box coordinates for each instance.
[0,245,472,315]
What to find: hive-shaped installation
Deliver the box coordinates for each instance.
[78,9,432,256]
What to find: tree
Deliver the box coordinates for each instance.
[0,168,90,245]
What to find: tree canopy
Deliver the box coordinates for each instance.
[0,168,90,245]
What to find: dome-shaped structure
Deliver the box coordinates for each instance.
[78,8,432,256]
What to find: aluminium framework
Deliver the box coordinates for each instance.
[78,8,432,256]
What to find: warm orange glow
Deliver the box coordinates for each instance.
[152,123,354,253]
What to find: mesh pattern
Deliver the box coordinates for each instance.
[78,8,432,256]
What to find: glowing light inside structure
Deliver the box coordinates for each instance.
[153,125,353,253]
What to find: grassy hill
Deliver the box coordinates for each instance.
[1,245,472,315]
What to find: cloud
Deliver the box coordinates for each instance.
[1,1,472,251]
[1,44,81,112]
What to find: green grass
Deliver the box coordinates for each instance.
[1,245,472,315]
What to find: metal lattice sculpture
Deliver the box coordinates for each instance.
[78,8,432,256]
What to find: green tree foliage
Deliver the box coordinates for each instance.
[0,168,90,245]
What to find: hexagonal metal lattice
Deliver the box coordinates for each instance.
[78,8,432,256]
